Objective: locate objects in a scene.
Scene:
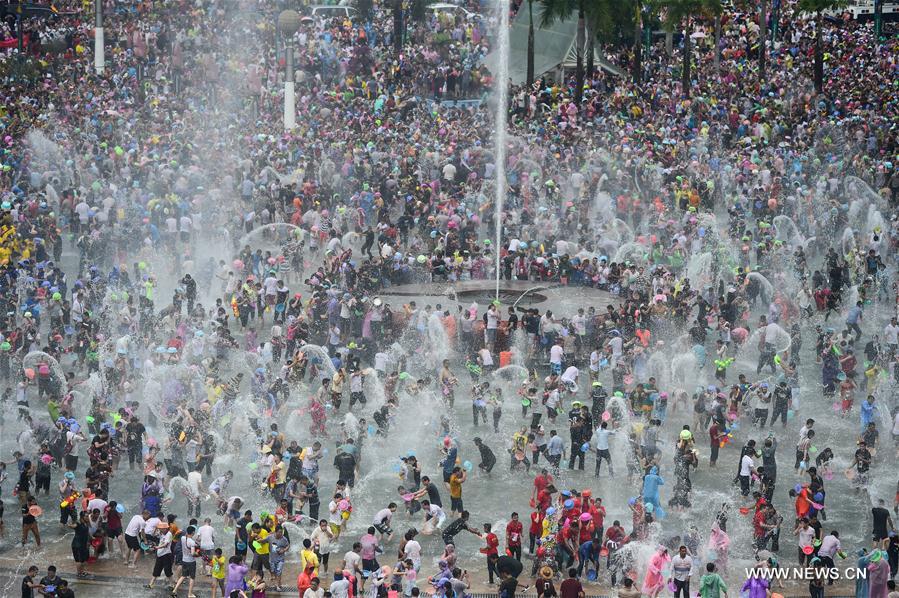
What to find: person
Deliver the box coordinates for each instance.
[172,525,199,597]
[474,437,497,474]
[67,510,91,579]
[210,548,227,598]
[309,519,333,573]
[872,499,895,546]
[535,566,556,598]
[359,527,380,579]
[303,576,324,598]
[226,556,250,597]
[591,421,614,477]
[448,467,467,517]
[559,568,584,598]
[506,513,523,561]
[498,569,527,598]
[269,526,290,591]
[698,563,727,598]
[738,448,757,498]
[21,496,41,548]
[618,578,641,598]
[372,503,397,542]
[670,545,693,598]
[22,566,43,598]
[39,565,64,598]
[125,510,150,567]
[480,523,500,584]
[442,511,481,547]
[817,531,842,584]
[145,520,174,589]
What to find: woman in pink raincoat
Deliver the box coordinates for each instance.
[641,546,671,598]
[708,523,731,573]
[867,550,890,598]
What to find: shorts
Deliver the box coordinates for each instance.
[271,559,285,576]
[450,497,463,512]
[362,558,380,575]
[72,546,90,563]
[153,553,174,578]
[181,561,197,579]
[251,552,270,572]
[125,534,141,551]
[550,362,562,375]
[107,528,122,539]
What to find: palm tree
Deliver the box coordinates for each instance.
[797,0,847,94]
[632,0,644,84]
[539,0,613,104]
[653,0,722,98]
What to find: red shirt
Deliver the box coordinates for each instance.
[534,474,552,495]
[529,511,544,535]
[591,504,606,529]
[579,522,594,544]
[480,532,499,556]
[506,520,523,547]
[560,578,584,598]
[605,526,625,545]
[536,489,552,511]
[752,510,767,538]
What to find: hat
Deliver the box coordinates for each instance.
[539,566,554,579]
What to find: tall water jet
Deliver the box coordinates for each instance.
[493,0,510,300]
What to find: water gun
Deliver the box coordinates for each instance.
[231,296,239,317]
[714,358,734,369]
[60,491,80,508]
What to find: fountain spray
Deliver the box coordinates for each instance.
[494,0,510,300]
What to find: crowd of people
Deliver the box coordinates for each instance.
[2,0,899,597]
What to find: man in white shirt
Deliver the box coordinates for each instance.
[485,304,499,350]
[670,545,693,598]
[560,366,579,391]
[329,571,351,598]
[342,544,363,583]
[738,451,756,497]
[146,522,174,588]
[125,510,150,567]
[86,495,108,514]
[172,526,198,596]
[590,422,614,477]
[549,343,564,374]
[372,503,397,541]
[304,576,325,598]
[421,500,447,531]
[196,518,217,573]
[816,531,842,583]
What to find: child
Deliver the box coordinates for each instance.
[247,572,267,598]
[210,548,226,598]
